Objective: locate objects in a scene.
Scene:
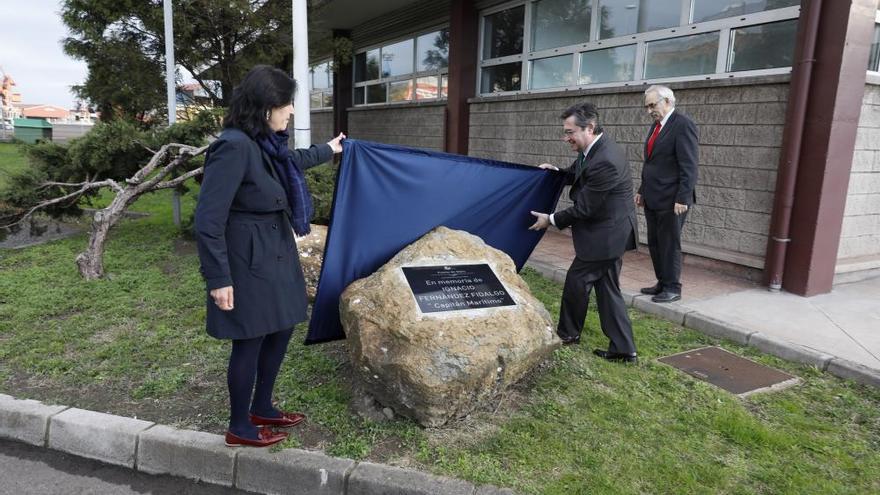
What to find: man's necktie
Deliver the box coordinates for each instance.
[575,152,587,177]
[646,122,662,158]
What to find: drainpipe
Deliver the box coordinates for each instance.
[763,0,823,291]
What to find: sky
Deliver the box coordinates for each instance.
[0,1,89,109]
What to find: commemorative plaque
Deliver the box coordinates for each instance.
[401,263,517,314]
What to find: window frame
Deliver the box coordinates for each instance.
[477,0,801,96]
[353,26,451,107]
[869,11,880,74]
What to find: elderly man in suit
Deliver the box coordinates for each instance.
[530,102,638,363]
[635,85,699,303]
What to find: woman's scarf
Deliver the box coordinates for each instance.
[256,130,313,236]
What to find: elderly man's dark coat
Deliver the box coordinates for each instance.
[194,128,332,339]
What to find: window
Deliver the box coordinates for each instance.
[579,44,636,84]
[532,0,591,51]
[309,60,333,109]
[644,32,719,79]
[531,54,574,89]
[483,6,524,59]
[354,28,449,105]
[478,0,799,95]
[869,24,880,72]
[598,0,680,39]
[693,0,800,23]
[729,20,798,72]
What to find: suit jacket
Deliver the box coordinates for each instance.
[638,110,699,210]
[194,127,332,339]
[553,135,637,262]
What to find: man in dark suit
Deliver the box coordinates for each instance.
[530,102,638,363]
[636,85,699,303]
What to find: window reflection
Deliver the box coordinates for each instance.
[481,63,522,92]
[579,45,636,84]
[381,40,414,78]
[694,0,799,23]
[389,80,414,102]
[644,32,719,79]
[483,6,525,59]
[729,20,798,72]
[367,84,387,104]
[531,55,574,89]
[415,76,439,99]
[869,24,880,72]
[532,0,591,51]
[599,0,679,39]
[417,30,449,71]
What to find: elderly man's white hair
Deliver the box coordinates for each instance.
[645,85,676,106]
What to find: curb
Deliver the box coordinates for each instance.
[0,394,516,494]
[525,261,880,389]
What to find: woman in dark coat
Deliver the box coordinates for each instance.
[194,65,344,448]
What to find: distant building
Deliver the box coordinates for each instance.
[20,104,70,123]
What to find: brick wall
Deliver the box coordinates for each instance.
[348,103,446,151]
[839,82,880,260]
[469,76,790,268]
[310,110,334,142]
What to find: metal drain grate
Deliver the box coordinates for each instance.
[658,346,800,396]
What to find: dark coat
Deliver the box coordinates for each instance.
[194,128,333,339]
[638,110,699,210]
[553,134,637,262]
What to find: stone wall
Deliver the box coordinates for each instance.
[839,82,880,261]
[311,109,334,142]
[468,76,790,268]
[348,103,446,151]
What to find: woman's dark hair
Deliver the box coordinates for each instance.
[224,65,297,137]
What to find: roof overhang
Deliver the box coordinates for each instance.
[310,0,426,30]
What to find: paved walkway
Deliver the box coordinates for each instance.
[527,230,880,374]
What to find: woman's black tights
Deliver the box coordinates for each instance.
[227,328,293,438]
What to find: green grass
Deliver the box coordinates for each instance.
[0,142,29,188]
[0,145,878,494]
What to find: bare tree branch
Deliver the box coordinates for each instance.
[1,180,113,228]
[153,166,205,190]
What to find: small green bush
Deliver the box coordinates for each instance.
[306,163,338,226]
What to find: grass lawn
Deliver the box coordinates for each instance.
[0,148,878,494]
[0,142,30,189]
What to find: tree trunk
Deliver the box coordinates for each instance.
[75,191,135,280]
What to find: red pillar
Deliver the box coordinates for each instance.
[780,0,876,295]
[446,0,478,154]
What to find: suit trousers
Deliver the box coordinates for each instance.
[644,207,688,293]
[558,257,636,354]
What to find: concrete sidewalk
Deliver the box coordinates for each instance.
[527,230,880,386]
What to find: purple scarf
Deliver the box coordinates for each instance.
[256,130,313,236]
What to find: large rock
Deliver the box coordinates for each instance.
[340,227,560,426]
[296,224,327,301]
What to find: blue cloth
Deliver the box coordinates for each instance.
[256,130,313,236]
[305,139,567,344]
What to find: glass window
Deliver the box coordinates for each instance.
[389,80,414,102]
[354,86,365,105]
[417,30,449,71]
[311,61,331,89]
[381,39,414,78]
[355,49,380,82]
[531,54,574,89]
[322,92,333,108]
[869,24,880,72]
[598,0,680,39]
[309,93,322,108]
[579,44,636,84]
[729,20,797,72]
[440,76,448,98]
[415,76,439,99]
[531,0,591,51]
[483,6,525,59]
[481,62,522,92]
[693,0,800,23]
[367,84,387,103]
[644,32,719,78]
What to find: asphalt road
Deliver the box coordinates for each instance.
[0,439,255,495]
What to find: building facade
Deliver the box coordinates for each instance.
[307,0,880,296]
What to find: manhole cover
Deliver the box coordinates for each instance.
[658,346,799,396]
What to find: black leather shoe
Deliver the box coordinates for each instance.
[558,334,580,345]
[640,284,662,295]
[592,349,638,363]
[651,291,681,303]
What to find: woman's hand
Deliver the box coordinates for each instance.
[210,286,234,311]
[327,132,346,153]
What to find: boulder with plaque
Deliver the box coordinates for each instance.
[339,226,561,427]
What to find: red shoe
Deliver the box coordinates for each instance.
[249,411,307,428]
[224,427,288,447]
